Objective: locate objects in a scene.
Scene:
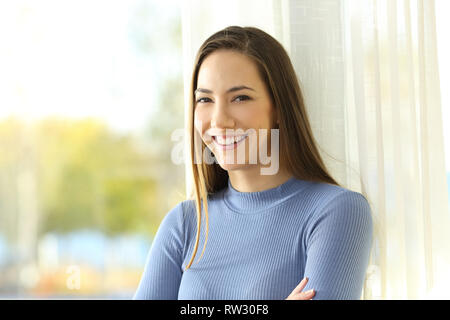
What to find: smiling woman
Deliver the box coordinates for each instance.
[133,26,373,300]
[194,49,282,177]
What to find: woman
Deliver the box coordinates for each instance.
[134,26,373,300]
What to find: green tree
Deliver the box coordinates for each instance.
[33,117,163,236]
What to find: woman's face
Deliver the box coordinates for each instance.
[194,49,278,172]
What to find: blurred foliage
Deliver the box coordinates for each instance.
[147,76,185,158]
[0,0,186,247]
[0,117,163,238]
[0,0,187,297]
[137,2,186,217]
[103,177,157,234]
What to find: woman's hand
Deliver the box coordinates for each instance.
[285,277,315,300]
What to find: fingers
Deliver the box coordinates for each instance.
[285,277,316,300]
[302,289,315,299]
[292,277,308,294]
[286,288,315,300]
[295,288,315,299]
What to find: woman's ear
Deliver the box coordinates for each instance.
[274,112,280,127]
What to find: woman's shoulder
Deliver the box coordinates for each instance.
[164,199,197,221]
[155,200,198,242]
[301,181,372,224]
[301,179,369,205]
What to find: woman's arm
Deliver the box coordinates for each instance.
[133,202,185,300]
[301,190,373,300]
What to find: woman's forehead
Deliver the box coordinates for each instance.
[197,50,263,91]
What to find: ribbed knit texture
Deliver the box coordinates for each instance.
[133,176,373,300]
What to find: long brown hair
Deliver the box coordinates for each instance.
[185,26,340,271]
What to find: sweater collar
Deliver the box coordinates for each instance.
[222,175,308,214]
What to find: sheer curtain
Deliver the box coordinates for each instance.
[180,0,450,299]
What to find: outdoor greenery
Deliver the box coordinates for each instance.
[0,0,186,297]
[0,117,161,237]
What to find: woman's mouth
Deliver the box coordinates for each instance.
[212,134,248,150]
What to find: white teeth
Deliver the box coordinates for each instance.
[215,135,246,145]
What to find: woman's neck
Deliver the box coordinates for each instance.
[227,167,293,193]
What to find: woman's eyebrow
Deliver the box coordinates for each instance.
[194,85,255,95]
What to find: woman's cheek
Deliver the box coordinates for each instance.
[236,104,263,126]
[194,108,209,133]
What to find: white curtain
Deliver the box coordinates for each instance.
[180,0,450,299]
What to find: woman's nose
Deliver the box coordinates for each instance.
[210,101,235,128]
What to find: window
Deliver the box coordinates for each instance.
[0,0,184,298]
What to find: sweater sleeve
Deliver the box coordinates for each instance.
[302,190,373,300]
[133,201,185,300]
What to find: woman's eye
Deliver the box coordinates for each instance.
[196,97,211,103]
[234,95,250,102]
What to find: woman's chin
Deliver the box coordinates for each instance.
[216,160,248,171]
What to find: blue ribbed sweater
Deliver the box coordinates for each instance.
[133,176,373,300]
